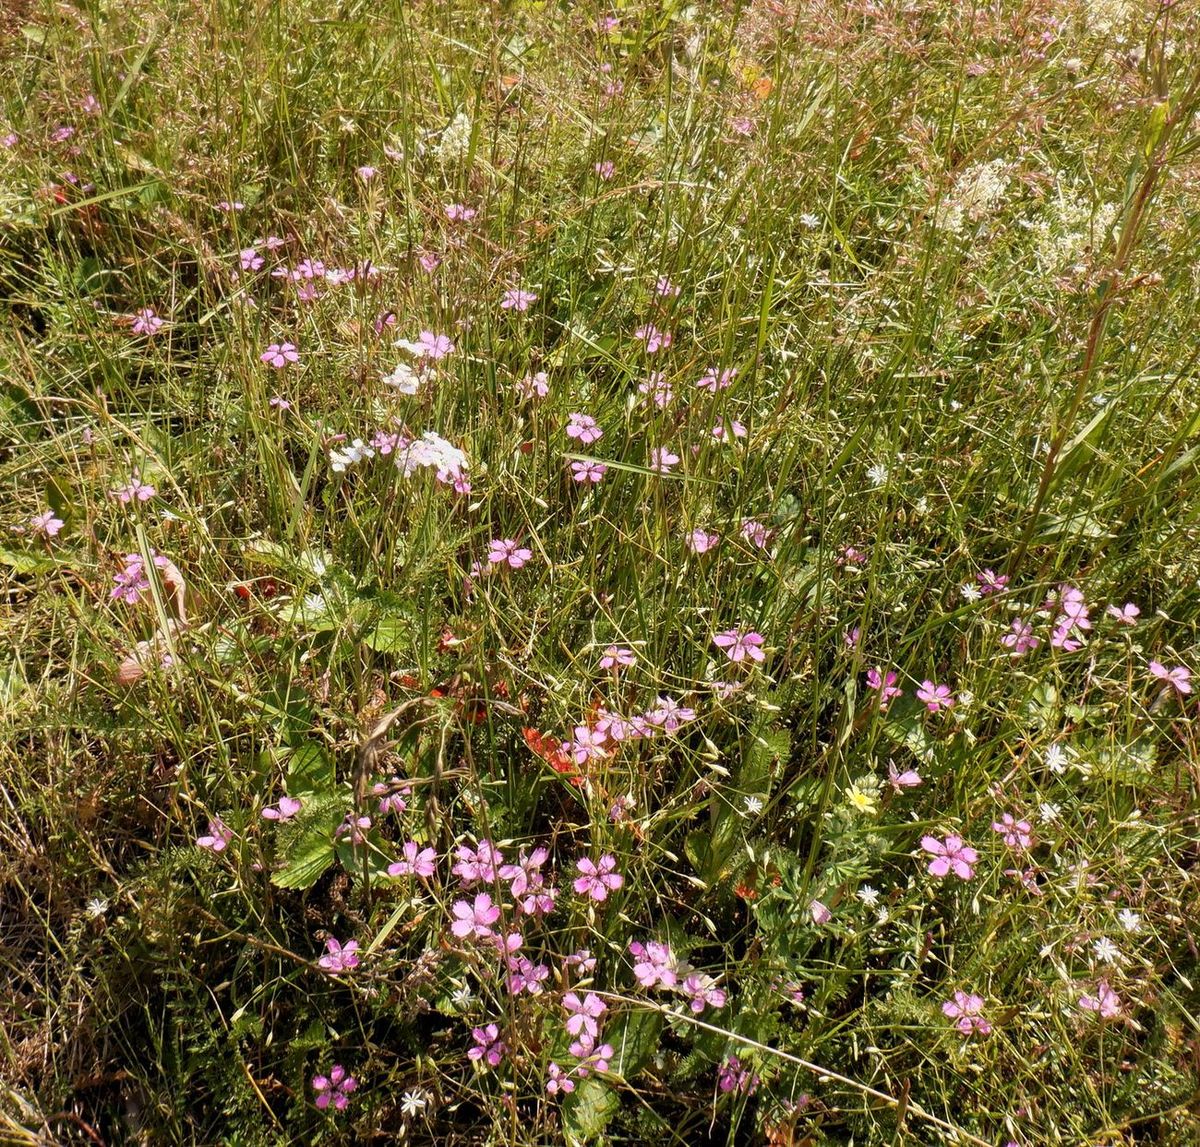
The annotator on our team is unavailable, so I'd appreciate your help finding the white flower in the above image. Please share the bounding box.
[450,984,475,1009]
[85,896,110,919]
[1044,743,1067,774]
[1117,909,1142,934]
[436,112,472,162]
[330,438,375,472]
[396,431,469,481]
[856,885,881,908]
[382,362,422,394]
[799,213,820,228]
[1092,937,1121,965]
[400,1089,429,1117]
[875,907,890,925]
[960,583,981,603]
[743,795,764,815]
[1038,801,1061,824]
[866,462,889,487]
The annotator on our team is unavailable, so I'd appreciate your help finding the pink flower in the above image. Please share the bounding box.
[498,847,548,897]
[261,796,302,821]
[594,160,615,180]
[599,645,635,670]
[388,841,437,878]
[809,899,832,924]
[566,413,603,444]
[312,1065,357,1111]
[129,307,164,336]
[418,251,441,273]
[916,680,954,712]
[452,840,504,886]
[1106,602,1140,625]
[682,972,726,1013]
[30,510,64,538]
[546,1063,575,1095]
[921,834,977,880]
[711,420,747,441]
[239,247,264,271]
[1078,980,1121,1018]
[468,1023,506,1068]
[646,695,694,731]
[1000,618,1040,655]
[991,813,1033,850]
[450,893,501,940]
[740,519,771,549]
[563,725,608,766]
[887,762,922,790]
[1149,660,1192,695]
[630,939,679,988]
[570,459,608,483]
[260,342,299,368]
[110,552,171,605]
[696,366,736,393]
[418,330,454,359]
[318,937,360,974]
[487,538,533,569]
[355,165,377,181]
[516,371,549,399]
[648,446,679,473]
[654,276,680,298]
[976,569,1009,595]
[637,372,673,408]
[942,991,991,1035]
[501,287,538,311]
[563,991,607,1043]
[111,475,156,504]
[688,528,720,554]
[573,854,623,901]
[445,203,477,222]
[196,817,233,852]
[866,668,903,710]
[717,1055,758,1094]
[268,395,291,411]
[634,323,671,353]
[712,628,766,663]
[730,115,755,136]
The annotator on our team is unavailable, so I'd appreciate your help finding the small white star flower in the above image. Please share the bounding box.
[1038,801,1061,824]
[960,583,981,602]
[1092,937,1121,965]
[1044,744,1067,774]
[856,885,881,908]
[400,1090,429,1117]
[743,795,764,815]
[866,463,890,487]
[1117,909,1142,934]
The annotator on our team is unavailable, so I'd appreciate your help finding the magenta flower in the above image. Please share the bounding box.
[318,937,360,974]
[566,412,603,444]
[916,680,954,713]
[866,667,903,710]
[130,308,164,336]
[501,286,538,311]
[30,510,64,538]
[260,342,299,368]
[696,366,736,393]
[1050,586,1091,651]
[1000,618,1040,655]
[1106,602,1140,625]
[388,841,437,878]
[991,813,1033,849]
[887,762,922,790]
[740,519,771,549]
[487,538,533,569]
[976,569,1009,595]
[1078,980,1121,1019]
[630,939,679,988]
[546,1063,575,1095]
[111,475,156,504]
[110,553,152,604]
[633,323,671,353]
[942,990,991,1035]
[648,446,680,473]
[638,372,674,408]
[563,991,606,1043]
[921,834,978,880]
[196,817,233,852]
[498,847,548,896]
[563,725,608,766]
[507,955,551,995]
[1149,660,1192,695]
[444,203,477,222]
[688,528,720,554]
[452,840,504,886]
[570,459,608,483]
[682,972,726,1013]
[573,854,623,901]
[712,628,766,663]
[261,795,302,821]
[717,1056,758,1095]
[335,813,371,845]
[646,695,695,731]
[594,160,615,180]
[312,1065,357,1111]
[450,893,501,940]
[468,1023,507,1068]
[599,645,636,671]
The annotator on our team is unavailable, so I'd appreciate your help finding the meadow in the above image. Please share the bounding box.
[2,0,1199,1143]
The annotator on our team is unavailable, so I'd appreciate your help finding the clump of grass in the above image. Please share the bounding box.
[2,1,1200,1144]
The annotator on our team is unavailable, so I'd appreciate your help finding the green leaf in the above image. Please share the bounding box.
[562,1077,619,1144]
[609,1008,662,1077]
[0,546,56,575]
[271,795,343,890]
[286,743,335,794]
[363,614,410,653]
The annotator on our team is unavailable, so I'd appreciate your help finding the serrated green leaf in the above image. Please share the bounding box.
[286,743,335,794]
[562,1077,619,1144]
[271,796,343,890]
[363,614,410,653]
[0,546,57,575]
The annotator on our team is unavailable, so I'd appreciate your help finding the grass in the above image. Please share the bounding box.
[2,0,1200,1143]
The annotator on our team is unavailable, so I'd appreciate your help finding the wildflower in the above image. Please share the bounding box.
[444,202,476,222]
[977,569,1009,595]
[573,855,623,901]
[887,762,922,790]
[85,896,109,918]
[809,899,832,924]
[844,780,878,816]
[648,446,680,473]
[330,439,375,472]
[335,814,372,845]
[594,708,637,742]
[717,1055,759,1094]
[312,1065,357,1111]
[1044,743,1068,773]
[437,113,473,162]
[696,366,736,393]
[501,287,538,311]
[711,420,748,442]
[418,251,441,272]
[1149,660,1192,695]
[1092,937,1121,965]
[740,519,770,549]
[487,538,533,569]
[564,991,607,1043]
[546,1063,575,1095]
[634,323,672,353]
[373,778,410,814]
[942,991,991,1035]
[1106,602,1140,625]
[682,972,726,1013]
[388,841,437,878]
[916,680,954,712]
[498,847,548,896]
[1004,866,1042,894]
[452,840,504,886]
[653,276,680,298]
[111,475,156,504]
[709,628,766,665]
[261,796,302,821]
[866,462,889,487]
[566,413,603,444]
[355,164,377,181]
[630,939,679,989]
[516,371,549,399]
[268,395,291,410]
[743,795,764,815]
[991,813,1033,849]
[1001,618,1040,655]
[400,1090,428,1117]
[260,342,299,369]
[130,308,164,336]
[688,528,720,554]
[318,937,360,974]
[570,459,608,483]
[599,645,636,671]
[921,834,977,879]
[575,1043,614,1075]
[1050,586,1091,651]
[594,160,615,179]
[562,725,608,766]
[1038,802,1061,823]
[1118,909,1142,933]
[382,362,422,393]
[646,695,695,731]
[1078,980,1121,1019]
[960,582,982,603]
[418,331,454,359]
[30,510,64,538]
[638,372,674,408]
[566,948,597,973]
[857,886,881,907]
[450,894,501,940]
[867,668,903,709]
[730,116,755,136]
[195,815,233,853]
[110,552,170,605]
[468,1023,506,1067]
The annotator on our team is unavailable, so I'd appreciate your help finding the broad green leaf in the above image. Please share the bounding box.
[271,795,343,890]
[286,743,335,794]
[562,1077,619,1144]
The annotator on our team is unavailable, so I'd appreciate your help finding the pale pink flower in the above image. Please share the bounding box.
[654,276,680,298]
[921,834,977,879]
[634,323,671,353]
[562,725,608,766]
[1078,980,1121,1019]
[487,538,533,568]
[566,413,603,444]
[1149,660,1191,695]
[688,528,720,554]
[696,366,736,393]
[916,680,954,712]
[444,203,477,222]
[648,446,679,473]
[573,855,623,901]
[111,476,156,504]
[418,331,454,359]
[740,519,770,549]
[809,899,832,924]
[991,813,1033,849]
[516,371,549,399]
[450,893,501,940]
[261,796,302,821]
[260,342,299,368]
[887,762,922,790]
[30,510,64,538]
[942,991,991,1035]
[712,628,766,663]
[1106,602,1140,625]
[501,287,538,311]
[638,372,673,408]
[1000,618,1040,655]
[196,817,233,852]
[594,160,615,180]
[599,645,635,670]
[570,459,608,483]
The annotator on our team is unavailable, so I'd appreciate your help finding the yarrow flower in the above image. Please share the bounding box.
[921,834,977,879]
[942,990,991,1035]
[712,628,766,663]
[312,1065,357,1111]
[318,937,360,974]
[573,854,623,901]
[260,342,299,368]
